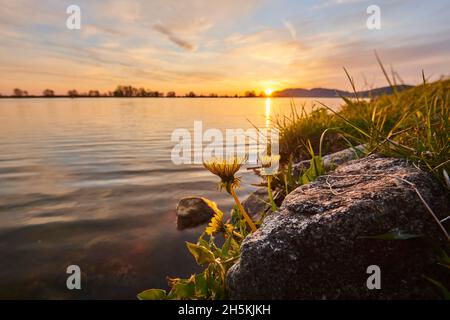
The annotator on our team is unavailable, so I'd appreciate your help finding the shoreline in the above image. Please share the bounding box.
[0,95,347,99]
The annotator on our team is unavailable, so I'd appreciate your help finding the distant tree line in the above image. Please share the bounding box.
[13,88,29,97]
[2,86,259,98]
[112,85,164,97]
[244,90,271,97]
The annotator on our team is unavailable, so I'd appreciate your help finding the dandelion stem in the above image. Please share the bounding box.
[267,176,277,212]
[231,230,244,239]
[230,188,257,232]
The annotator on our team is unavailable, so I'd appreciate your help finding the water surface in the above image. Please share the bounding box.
[0,97,342,298]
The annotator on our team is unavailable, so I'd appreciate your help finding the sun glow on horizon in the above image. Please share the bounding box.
[264,88,274,96]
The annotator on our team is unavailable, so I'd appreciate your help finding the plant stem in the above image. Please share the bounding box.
[267,176,277,212]
[230,188,257,232]
[284,174,289,195]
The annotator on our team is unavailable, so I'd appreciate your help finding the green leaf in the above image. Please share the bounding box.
[443,169,450,190]
[186,242,216,265]
[300,155,324,185]
[360,230,423,240]
[206,265,225,300]
[440,250,450,264]
[137,288,167,300]
[221,236,232,259]
[194,272,208,297]
[424,276,450,300]
[210,240,222,258]
[197,232,210,249]
[170,276,196,299]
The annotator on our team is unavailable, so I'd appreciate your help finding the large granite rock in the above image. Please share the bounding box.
[176,197,215,230]
[227,155,450,299]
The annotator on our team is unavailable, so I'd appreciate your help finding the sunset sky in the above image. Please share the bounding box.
[1,0,449,95]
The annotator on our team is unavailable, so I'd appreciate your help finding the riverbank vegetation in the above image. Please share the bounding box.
[138,68,449,300]
[276,74,450,189]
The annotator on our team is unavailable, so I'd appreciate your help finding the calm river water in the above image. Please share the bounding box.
[0,97,342,298]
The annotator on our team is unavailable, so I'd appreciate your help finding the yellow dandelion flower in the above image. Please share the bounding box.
[203,157,257,233]
[203,156,246,193]
[205,209,224,235]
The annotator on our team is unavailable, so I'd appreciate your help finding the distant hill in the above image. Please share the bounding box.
[273,85,414,98]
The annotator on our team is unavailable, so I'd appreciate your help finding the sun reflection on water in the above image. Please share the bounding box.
[265,97,271,128]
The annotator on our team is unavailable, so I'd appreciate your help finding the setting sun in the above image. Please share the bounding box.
[265,88,274,96]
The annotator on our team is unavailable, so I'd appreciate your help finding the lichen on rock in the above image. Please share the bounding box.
[226,155,450,299]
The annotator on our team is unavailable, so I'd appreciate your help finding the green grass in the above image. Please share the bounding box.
[275,77,450,189]
[275,75,450,299]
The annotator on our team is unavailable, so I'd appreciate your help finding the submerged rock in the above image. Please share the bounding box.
[227,155,450,299]
[176,197,215,230]
[241,188,270,220]
[240,187,284,221]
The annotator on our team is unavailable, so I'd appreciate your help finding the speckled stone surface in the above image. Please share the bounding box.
[227,155,450,299]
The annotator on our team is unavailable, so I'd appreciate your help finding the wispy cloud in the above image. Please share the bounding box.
[153,22,197,51]
[283,20,297,40]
